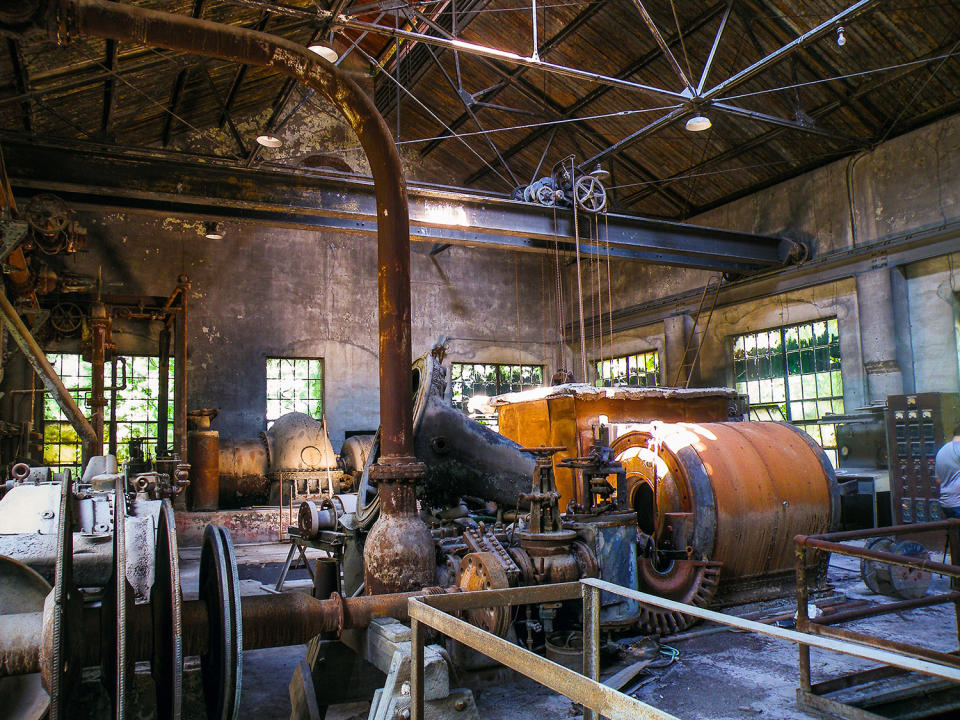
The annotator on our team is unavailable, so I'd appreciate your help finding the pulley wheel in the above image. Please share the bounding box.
[457,552,512,638]
[199,524,243,720]
[42,475,81,720]
[152,500,183,720]
[860,537,896,595]
[100,479,129,719]
[0,555,52,720]
[888,541,932,599]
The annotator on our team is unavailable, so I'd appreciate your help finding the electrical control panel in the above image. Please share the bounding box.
[886,393,960,524]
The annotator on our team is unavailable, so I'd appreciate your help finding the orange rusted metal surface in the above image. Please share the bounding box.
[493,385,736,509]
[612,422,839,586]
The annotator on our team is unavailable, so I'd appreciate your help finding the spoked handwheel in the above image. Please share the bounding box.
[41,474,82,720]
[101,479,130,719]
[152,500,183,720]
[199,524,243,720]
[573,174,607,213]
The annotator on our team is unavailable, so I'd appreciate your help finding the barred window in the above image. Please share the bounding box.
[595,350,660,387]
[265,357,324,427]
[733,318,844,466]
[450,363,543,417]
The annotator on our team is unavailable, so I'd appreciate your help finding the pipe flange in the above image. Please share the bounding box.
[368,459,427,482]
[330,592,346,636]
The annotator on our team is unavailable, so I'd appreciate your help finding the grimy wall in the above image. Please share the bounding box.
[572,112,960,408]
[32,213,559,448]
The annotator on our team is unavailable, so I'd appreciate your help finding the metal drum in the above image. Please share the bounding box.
[187,430,220,511]
[611,421,839,633]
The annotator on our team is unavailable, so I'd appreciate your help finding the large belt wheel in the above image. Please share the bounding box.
[41,475,83,720]
[0,555,52,720]
[101,478,130,719]
[152,500,183,720]
[199,524,243,720]
[457,552,511,638]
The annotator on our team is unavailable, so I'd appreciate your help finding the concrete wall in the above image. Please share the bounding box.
[29,213,558,448]
[579,112,960,401]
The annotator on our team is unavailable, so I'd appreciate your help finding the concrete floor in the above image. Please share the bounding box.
[172,540,958,720]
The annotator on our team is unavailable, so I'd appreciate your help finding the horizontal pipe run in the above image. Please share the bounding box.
[797,519,960,543]
[799,538,960,580]
[813,592,960,626]
[580,578,960,684]
[409,597,677,720]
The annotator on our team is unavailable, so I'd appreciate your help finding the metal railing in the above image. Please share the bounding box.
[794,519,960,719]
[408,573,960,720]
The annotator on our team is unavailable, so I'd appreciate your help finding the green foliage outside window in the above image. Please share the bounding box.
[43,353,174,474]
[450,363,543,417]
[733,318,843,466]
[594,350,659,387]
[265,357,324,427]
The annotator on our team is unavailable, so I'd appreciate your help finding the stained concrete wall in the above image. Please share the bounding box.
[578,112,960,401]
[29,213,558,448]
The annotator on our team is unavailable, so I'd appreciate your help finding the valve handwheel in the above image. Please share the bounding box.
[573,175,607,213]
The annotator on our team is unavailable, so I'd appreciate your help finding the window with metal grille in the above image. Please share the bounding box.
[450,363,543,416]
[265,357,324,427]
[43,353,174,474]
[733,318,844,466]
[594,350,660,387]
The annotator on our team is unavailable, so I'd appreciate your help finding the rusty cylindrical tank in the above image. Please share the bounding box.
[187,430,219,511]
[611,421,840,633]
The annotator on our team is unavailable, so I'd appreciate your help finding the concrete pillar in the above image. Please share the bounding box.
[890,266,916,393]
[856,268,904,402]
[664,314,695,387]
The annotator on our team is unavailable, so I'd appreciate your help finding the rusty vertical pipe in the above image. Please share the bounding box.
[87,301,109,446]
[173,275,190,461]
[52,0,414,460]
[157,319,171,456]
[0,289,99,462]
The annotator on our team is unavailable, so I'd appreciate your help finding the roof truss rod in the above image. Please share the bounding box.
[226,0,687,102]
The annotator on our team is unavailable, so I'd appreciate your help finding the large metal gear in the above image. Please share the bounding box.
[457,552,512,638]
[636,560,722,635]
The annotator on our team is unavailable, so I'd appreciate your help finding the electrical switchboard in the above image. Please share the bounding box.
[886,393,960,524]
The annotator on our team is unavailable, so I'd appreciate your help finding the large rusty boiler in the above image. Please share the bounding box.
[611,421,840,633]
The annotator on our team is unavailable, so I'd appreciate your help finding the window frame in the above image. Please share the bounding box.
[593,349,660,388]
[264,356,325,428]
[42,352,174,474]
[732,317,844,466]
[449,362,544,413]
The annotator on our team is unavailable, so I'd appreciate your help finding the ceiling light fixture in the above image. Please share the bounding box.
[685,115,712,132]
[308,43,339,63]
[836,26,846,46]
[589,162,610,179]
[256,134,282,148]
[204,221,224,240]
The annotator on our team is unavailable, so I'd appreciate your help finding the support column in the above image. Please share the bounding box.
[856,269,904,402]
[890,266,916,394]
[664,313,695,387]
